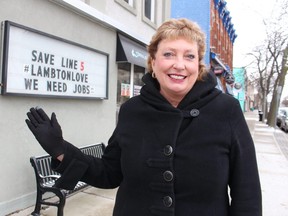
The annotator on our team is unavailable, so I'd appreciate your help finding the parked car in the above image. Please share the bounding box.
[276,107,288,132]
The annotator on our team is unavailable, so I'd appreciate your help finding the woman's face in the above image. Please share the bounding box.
[151,38,199,106]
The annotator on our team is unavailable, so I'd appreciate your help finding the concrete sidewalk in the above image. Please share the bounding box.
[8,187,118,216]
[245,110,288,215]
[9,111,288,216]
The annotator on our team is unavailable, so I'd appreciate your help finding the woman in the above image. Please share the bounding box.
[26,18,262,216]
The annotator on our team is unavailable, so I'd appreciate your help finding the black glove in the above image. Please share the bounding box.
[26,107,66,158]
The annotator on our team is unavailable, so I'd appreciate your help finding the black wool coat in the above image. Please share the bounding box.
[52,72,262,216]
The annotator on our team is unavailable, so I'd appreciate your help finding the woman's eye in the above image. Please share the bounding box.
[163,52,174,57]
[186,54,195,60]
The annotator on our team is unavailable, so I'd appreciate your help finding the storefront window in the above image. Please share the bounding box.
[117,63,145,108]
[133,64,145,96]
[117,63,131,107]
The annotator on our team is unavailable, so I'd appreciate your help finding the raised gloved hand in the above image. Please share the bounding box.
[25,107,66,158]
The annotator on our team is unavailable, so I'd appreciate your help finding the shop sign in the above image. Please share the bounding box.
[1,21,108,99]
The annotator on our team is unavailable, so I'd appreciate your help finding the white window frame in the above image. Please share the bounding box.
[142,0,157,28]
[115,0,137,15]
[124,0,134,7]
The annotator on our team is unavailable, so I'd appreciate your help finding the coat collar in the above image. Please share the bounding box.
[140,72,222,116]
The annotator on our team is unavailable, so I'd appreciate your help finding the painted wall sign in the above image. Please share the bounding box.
[1,21,109,99]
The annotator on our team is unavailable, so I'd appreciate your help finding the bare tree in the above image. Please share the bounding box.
[267,44,288,127]
[247,44,274,121]
[265,2,288,127]
[246,0,288,126]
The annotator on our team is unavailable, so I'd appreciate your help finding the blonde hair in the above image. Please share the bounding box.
[147,18,207,80]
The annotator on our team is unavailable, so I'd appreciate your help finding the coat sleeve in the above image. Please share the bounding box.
[51,128,123,190]
[228,100,262,216]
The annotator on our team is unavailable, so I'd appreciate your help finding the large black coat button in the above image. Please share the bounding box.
[163,145,173,156]
[163,170,173,182]
[163,196,173,207]
[190,109,199,117]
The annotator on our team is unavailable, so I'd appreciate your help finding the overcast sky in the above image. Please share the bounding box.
[226,0,276,67]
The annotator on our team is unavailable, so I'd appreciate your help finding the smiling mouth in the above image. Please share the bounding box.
[168,74,187,80]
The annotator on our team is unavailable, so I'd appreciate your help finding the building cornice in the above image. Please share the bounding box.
[49,0,150,45]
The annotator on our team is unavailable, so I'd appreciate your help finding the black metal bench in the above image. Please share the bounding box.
[30,142,106,216]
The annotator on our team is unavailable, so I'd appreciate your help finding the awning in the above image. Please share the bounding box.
[116,34,148,68]
[210,51,227,70]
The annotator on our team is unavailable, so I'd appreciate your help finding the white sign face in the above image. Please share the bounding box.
[2,21,108,99]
